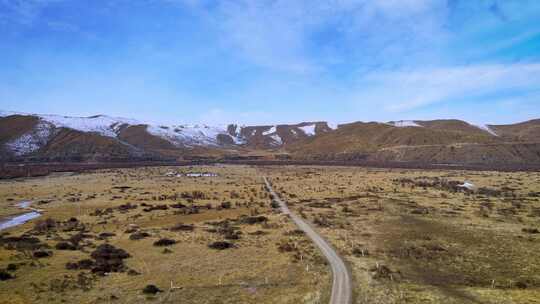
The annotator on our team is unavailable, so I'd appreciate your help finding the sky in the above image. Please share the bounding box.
[0,0,539,125]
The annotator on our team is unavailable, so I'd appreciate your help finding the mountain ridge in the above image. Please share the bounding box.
[1,110,540,165]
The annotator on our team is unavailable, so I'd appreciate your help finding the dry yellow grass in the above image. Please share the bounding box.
[2,164,539,303]
[263,166,540,303]
[0,165,330,304]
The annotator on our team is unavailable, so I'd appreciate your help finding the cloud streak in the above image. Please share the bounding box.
[351,63,540,112]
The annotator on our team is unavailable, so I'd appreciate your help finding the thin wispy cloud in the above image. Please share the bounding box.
[353,63,540,112]
[0,0,539,124]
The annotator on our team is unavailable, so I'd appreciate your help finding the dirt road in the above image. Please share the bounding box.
[263,177,352,304]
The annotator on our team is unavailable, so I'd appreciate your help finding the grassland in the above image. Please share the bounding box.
[0,166,330,304]
[263,166,540,303]
[1,165,539,303]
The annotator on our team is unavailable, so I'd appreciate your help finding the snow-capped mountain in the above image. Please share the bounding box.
[0,111,245,153]
[0,111,335,158]
[2,110,538,165]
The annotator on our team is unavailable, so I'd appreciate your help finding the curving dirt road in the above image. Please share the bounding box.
[263,177,352,304]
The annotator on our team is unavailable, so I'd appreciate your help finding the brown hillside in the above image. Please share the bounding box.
[117,125,177,150]
[286,121,510,162]
[490,119,540,142]
[38,128,138,160]
[0,115,40,144]
[288,121,495,156]
[239,122,333,149]
[416,119,495,136]
[372,142,540,164]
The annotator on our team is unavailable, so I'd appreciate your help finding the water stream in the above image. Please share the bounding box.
[0,201,42,231]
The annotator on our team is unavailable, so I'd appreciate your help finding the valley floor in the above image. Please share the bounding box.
[0,165,539,303]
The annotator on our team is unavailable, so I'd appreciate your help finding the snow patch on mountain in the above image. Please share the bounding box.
[262,126,276,136]
[299,124,316,136]
[327,122,339,130]
[388,120,422,127]
[270,134,282,145]
[37,114,139,137]
[147,124,244,147]
[1,111,246,148]
[475,124,498,136]
[5,122,55,156]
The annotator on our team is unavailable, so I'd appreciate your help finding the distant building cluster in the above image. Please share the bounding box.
[165,171,218,178]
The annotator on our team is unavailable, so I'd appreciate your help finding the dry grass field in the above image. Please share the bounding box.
[1,165,540,303]
[263,166,540,303]
[0,166,330,304]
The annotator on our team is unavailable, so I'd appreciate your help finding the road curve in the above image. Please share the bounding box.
[263,177,352,304]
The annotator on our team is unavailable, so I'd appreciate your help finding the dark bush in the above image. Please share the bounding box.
[142,284,162,294]
[170,223,194,231]
[33,218,57,233]
[522,228,540,234]
[239,216,268,225]
[0,270,13,281]
[69,232,91,247]
[33,250,52,258]
[66,259,94,270]
[352,247,370,257]
[118,203,138,212]
[153,238,176,247]
[0,235,46,251]
[55,242,77,250]
[170,203,186,209]
[143,205,168,212]
[90,244,130,275]
[98,232,116,240]
[129,231,150,240]
[208,241,234,250]
[221,201,232,209]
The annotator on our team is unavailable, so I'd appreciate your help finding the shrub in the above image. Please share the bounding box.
[239,216,268,225]
[142,284,162,294]
[129,231,150,240]
[208,241,234,250]
[170,223,194,232]
[66,259,94,270]
[33,250,52,258]
[0,270,13,281]
[33,218,57,233]
[153,238,176,247]
[55,242,77,250]
[522,228,540,234]
[90,244,130,275]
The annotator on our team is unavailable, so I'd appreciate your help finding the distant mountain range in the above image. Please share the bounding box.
[1,110,540,165]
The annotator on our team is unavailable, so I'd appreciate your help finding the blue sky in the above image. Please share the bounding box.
[1,0,539,125]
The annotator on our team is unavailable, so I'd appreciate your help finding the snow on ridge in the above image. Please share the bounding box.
[146,123,245,147]
[1,110,244,146]
[37,114,140,137]
[475,124,498,136]
[5,121,55,156]
[270,134,282,145]
[299,124,316,136]
[262,126,276,136]
[327,122,339,130]
[388,120,422,127]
